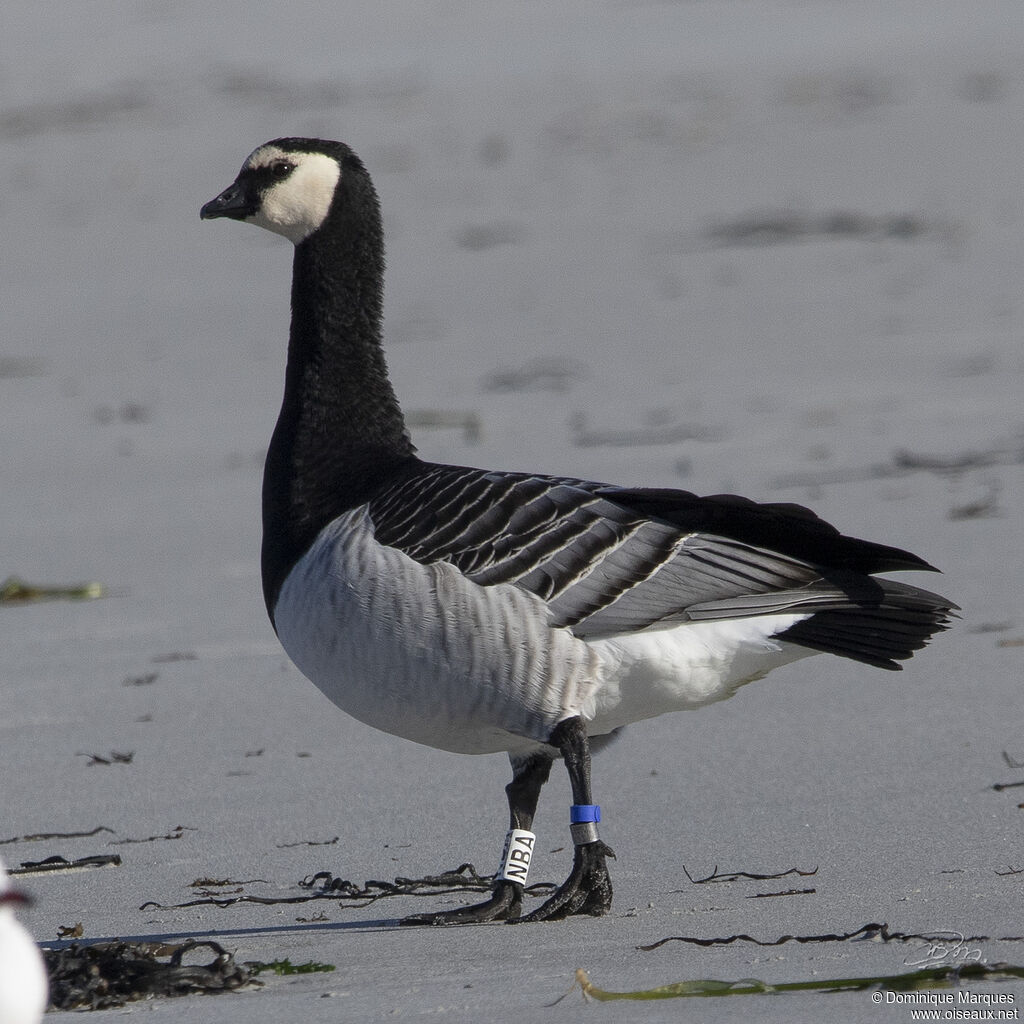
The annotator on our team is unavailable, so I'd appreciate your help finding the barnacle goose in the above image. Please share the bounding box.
[201,138,956,924]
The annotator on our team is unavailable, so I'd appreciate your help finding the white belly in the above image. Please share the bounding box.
[273,507,817,755]
[585,617,815,735]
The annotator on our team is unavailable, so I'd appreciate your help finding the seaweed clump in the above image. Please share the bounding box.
[43,940,255,1011]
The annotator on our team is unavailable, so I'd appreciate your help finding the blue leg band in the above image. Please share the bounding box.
[569,805,601,844]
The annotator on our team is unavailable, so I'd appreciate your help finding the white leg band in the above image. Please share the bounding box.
[497,828,536,884]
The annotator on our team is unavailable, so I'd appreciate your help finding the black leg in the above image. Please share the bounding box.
[505,750,553,832]
[401,751,553,926]
[516,716,615,922]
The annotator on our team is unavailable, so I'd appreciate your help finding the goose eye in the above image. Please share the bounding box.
[271,160,295,180]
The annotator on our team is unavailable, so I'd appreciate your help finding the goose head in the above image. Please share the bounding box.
[200,138,349,245]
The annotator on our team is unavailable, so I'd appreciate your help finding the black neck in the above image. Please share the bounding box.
[262,166,415,615]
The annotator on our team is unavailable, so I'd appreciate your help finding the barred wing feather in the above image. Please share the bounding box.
[367,464,953,658]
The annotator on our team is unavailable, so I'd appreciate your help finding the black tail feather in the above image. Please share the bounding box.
[776,584,958,670]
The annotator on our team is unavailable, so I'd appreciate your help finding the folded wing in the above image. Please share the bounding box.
[368,463,956,668]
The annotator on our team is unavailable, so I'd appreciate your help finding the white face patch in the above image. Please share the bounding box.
[244,145,342,244]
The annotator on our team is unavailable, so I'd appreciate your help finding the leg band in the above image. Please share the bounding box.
[570,821,600,845]
[497,828,536,884]
[570,805,601,846]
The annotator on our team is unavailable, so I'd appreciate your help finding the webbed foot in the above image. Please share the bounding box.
[515,840,614,922]
[400,880,522,926]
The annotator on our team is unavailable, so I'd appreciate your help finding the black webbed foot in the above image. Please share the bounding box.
[400,880,522,926]
[514,840,615,922]
[402,718,613,926]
